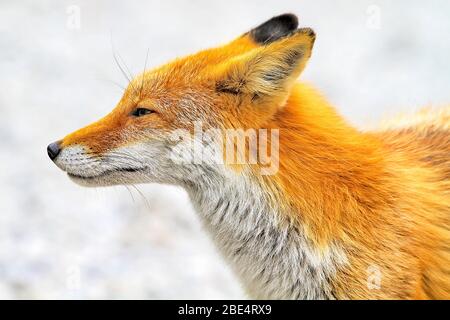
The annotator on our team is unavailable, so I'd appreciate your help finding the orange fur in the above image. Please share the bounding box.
[58,15,450,299]
[267,84,450,299]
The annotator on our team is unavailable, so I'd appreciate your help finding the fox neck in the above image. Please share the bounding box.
[186,173,345,299]
[182,83,387,299]
[272,83,388,246]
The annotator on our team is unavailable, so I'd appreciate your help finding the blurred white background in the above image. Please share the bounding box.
[0,0,449,299]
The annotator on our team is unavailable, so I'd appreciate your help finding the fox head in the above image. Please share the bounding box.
[48,14,315,187]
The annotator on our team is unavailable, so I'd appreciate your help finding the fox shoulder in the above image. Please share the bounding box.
[378,106,450,132]
[376,106,450,189]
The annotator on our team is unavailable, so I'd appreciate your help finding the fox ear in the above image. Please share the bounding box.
[216,27,315,106]
[210,14,299,62]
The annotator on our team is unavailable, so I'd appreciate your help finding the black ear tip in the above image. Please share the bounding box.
[275,13,299,29]
[250,13,299,44]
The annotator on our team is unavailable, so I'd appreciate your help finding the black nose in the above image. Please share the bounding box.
[47,141,61,160]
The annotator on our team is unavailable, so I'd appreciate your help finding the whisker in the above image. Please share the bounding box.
[110,32,138,95]
[131,184,152,210]
[109,79,126,92]
[96,76,126,92]
[117,52,137,90]
[124,185,136,203]
[140,47,150,98]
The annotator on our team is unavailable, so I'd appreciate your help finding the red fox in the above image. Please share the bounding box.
[48,14,450,299]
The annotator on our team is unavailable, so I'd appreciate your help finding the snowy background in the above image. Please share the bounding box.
[0,0,449,299]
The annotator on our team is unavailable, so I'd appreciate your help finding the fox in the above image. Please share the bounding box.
[48,14,450,299]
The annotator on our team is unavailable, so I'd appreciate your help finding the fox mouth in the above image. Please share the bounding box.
[67,167,146,180]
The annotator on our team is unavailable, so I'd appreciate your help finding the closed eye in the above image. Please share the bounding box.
[131,107,155,117]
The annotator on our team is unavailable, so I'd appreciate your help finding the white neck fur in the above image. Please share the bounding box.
[184,169,347,299]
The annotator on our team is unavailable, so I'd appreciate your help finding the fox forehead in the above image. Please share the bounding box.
[128,42,254,100]
[125,23,272,103]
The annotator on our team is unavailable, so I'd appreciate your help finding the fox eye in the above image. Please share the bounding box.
[131,108,154,117]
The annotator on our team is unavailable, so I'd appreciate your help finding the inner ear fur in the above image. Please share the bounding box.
[216,28,316,105]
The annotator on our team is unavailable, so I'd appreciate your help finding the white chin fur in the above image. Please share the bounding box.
[67,172,116,187]
[67,170,147,187]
